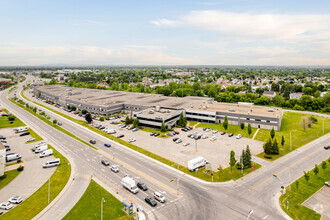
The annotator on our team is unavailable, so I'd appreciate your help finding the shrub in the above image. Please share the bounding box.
[100,117,105,121]
[236,162,242,170]
[240,122,245,130]
[17,166,24,171]
[17,159,21,163]
[264,154,272,159]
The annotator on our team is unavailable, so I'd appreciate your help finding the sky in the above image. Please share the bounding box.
[0,0,330,66]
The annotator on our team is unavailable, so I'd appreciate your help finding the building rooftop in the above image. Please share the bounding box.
[38,85,212,109]
[136,107,182,118]
[189,102,282,118]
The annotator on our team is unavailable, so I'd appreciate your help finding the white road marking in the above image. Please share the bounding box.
[262,215,268,219]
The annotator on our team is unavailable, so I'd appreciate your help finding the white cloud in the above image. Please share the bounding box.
[150,19,182,27]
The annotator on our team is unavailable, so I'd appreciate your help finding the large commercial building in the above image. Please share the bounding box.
[34,85,283,130]
[0,143,5,177]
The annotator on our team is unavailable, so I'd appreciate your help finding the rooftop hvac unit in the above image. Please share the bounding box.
[203,106,207,109]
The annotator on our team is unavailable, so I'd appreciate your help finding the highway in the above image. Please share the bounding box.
[1,76,329,220]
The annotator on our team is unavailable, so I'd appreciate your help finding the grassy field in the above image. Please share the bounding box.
[0,145,71,220]
[32,100,262,182]
[188,121,198,127]
[256,112,330,161]
[0,170,22,190]
[63,180,133,220]
[21,90,31,101]
[10,99,97,150]
[279,158,330,220]
[196,122,257,138]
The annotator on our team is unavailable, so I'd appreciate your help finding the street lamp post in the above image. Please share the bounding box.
[247,210,253,220]
[290,130,297,150]
[101,197,105,220]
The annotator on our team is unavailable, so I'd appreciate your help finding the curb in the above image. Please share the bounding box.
[274,191,292,220]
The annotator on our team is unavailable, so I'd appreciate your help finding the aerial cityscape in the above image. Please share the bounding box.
[0,1,329,220]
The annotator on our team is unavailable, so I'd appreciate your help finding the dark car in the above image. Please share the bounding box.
[154,133,160,137]
[145,196,157,207]
[19,132,30,136]
[0,135,6,139]
[137,182,148,191]
[166,133,173,137]
[181,128,188,132]
[228,133,234,137]
[174,131,179,135]
[173,137,179,142]
[90,140,96,144]
[106,117,110,120]
[221,131,226,135]
[324,145,330,150]
[104,143,111,147]
[101,159,110,166]
[117,134,124,138]
[150,133,155,136]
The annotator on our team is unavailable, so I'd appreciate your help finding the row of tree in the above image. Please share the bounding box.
[229,145,252,172]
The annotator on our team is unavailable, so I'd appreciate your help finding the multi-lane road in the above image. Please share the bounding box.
[1,76,329,220]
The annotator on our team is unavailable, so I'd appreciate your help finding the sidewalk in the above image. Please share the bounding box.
[4,162,24,172]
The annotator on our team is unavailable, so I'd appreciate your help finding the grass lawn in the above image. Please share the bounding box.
[32,100,262,182]
[27,129,43,143]
[0,109,25,128]
[0,170,22,190]
[279,158,330,220]
[21,90,31,101]
[256,112,330,161]
[138,126,170,138]
[1,145,71,220]
[63,180,133,220]
[5,161,23,167]
[196,122,257,139]
[188,121,198,127]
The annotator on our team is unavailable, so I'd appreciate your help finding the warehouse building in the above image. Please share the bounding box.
[34,85,282,130]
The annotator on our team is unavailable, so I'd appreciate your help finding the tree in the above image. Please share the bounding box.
[281,136,285,147]
[272,138,279,155]
[81,109,87,114]
[229,150,237,172]
[245,145,252,168]
[161,121,166,132]
[8,115,16,121]
[295,180,299,190]
[304,171,310,182]
[241,149,246,169]
[85,113,92,124]
[240,122,245,130]
[99,117,105,121]
[125,115,131,125]
[263,138,272,155]
[300,116,312,131]
[247,123,252,136]
[53,119,57,125]
[177,112,187,127]
[313,164,319,176]
[270,127,275,139]
[70,106,76,111]
[321,161,327,171]
[223,115,228,130]
[133,118,139,128]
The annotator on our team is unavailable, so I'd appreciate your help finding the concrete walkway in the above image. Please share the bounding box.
[252,128,260,140]
[4,162,24,172]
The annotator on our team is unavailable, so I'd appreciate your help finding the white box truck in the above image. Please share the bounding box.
[14,126,29,133]
[35,144,48,153]
[121,176,139,194]
[40,149,53,158]
[188,156,207,171]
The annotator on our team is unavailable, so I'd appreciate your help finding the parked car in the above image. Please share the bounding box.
[181,128,188,132]
[8,196,23,204]
[173,137,179,142]
[117,134,124,138]
[101,159,110,166]
[220,131,226,135]
[183,142,190,146]
[210,136,217,142]
[236,134,242,139]
[174,131,179,135]
[145,196,157,207]
[128,138,136,143]
[153,192,166,203]
[325,181,330,187]
[228,133,234,137]
[57,121,62,126]
[166,132,173,137]
[154,133,160,137]
[175,139,182,144]
[0,202,13,210]
[212,129,218,134]
[324,145,330,150]
[202,135,208,139]
[111,165,119,173]
[27,137,35,142]
[150,133,156,136]
[90,140,96,144]
[19,132,30,136]
[132,128,139,132]
[137,182,148,191]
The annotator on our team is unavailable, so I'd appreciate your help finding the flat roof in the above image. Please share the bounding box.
[189,102,282,118]
[38,85,211,109]
[137,107,182,118]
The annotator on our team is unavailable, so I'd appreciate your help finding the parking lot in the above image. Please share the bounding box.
[0,128,55,214]
[303,186,330,220]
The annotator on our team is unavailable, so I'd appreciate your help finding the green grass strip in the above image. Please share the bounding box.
[279,158,330,220]
[0,145,71,220]
[8,87,17,94]
[33,101,261,182]
[9,99,97,150]
[0,169,22,190]
[63,180,133,220]
[20,90,31,101]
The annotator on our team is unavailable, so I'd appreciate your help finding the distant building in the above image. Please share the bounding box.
[0,143,5,177]
[263,91,276,99]
[289,92,303,100]
[0,78,12,84]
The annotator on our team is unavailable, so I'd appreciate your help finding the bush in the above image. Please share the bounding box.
[240,122,245,130]
[17,159,21,163]
[236,162,242,170]
[17,166,24,171]
[8,115,16,121]
[100,117,105,122]
[264,154,272,159]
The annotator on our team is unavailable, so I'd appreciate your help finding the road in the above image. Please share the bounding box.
[1,76,329,220]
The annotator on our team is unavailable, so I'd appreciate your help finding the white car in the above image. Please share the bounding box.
[236,134,242,139]
[111,165,119,173]
[210,136,217,142]
[128,138,136,143]
[154,192,166,203]
[175,139,182,144]
[27,137,35,142]
[8,196,23,204]
[205,128,211,132]
[202,135,208,139]
[212,129,218,134]
[0,202,13,210]
[183,142,190,146]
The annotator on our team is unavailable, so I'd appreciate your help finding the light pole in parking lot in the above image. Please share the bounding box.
[101,197,105,220]
[290,130,297,151]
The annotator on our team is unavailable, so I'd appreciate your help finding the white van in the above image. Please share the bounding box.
[43,158,60,168]
[32,142,47,152]
[40,149,53,158]
[35,144,48,153]
[6,153,22,162]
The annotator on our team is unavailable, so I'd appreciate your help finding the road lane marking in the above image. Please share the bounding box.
[249,147,323,191]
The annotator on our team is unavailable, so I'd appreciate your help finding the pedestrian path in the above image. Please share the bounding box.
[252,128,259,140]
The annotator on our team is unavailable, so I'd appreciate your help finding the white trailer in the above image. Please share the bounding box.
[188,156,207,171]
[35,144,48,153]
[121,176,139,194]
[14,126,29,133]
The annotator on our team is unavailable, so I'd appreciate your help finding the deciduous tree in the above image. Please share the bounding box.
[229,150,236,172]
